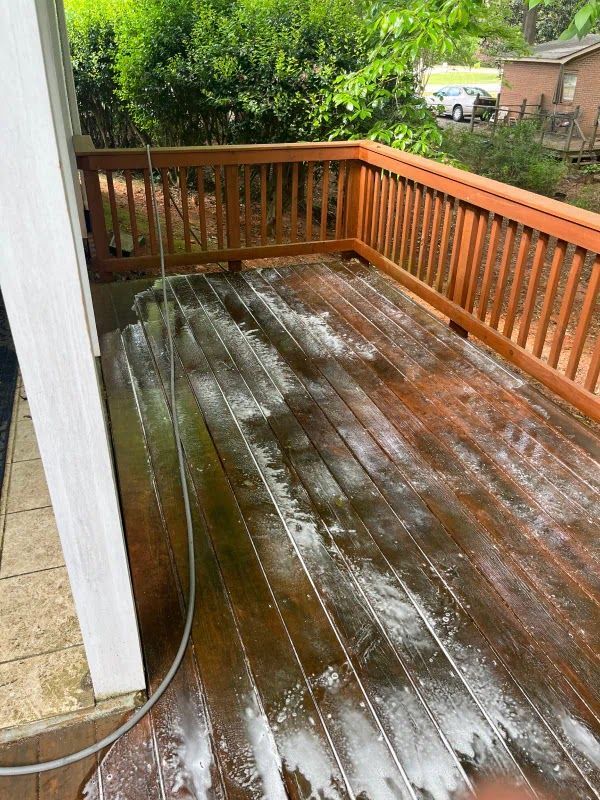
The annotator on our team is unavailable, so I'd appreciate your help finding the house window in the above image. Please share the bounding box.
[561,72,578,103]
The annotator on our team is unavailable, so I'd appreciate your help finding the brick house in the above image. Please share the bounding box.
[501,34,600,139]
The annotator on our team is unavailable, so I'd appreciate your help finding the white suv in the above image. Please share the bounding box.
[426,86,495,122]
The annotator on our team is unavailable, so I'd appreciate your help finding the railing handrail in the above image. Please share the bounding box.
[358,142,600,253]
[76,141,362,170]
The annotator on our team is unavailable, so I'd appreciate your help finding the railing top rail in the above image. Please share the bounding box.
[76,141,362,170]
[360,142,600,253]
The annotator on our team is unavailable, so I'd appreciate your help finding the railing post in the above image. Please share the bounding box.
[492,94,500,135]
[469,96,479,132]
[448,203,480,338]
[343,160,368,263]
[589,106,600,152]
[224,164,242,271]
[566,109,578,154]
[83,169,109,269]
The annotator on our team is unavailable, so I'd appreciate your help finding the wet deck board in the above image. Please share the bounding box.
[2,260,598,799]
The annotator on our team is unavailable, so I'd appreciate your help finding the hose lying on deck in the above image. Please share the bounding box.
[0,145,196,777]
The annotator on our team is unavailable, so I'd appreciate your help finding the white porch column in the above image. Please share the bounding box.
[0,0,146,698]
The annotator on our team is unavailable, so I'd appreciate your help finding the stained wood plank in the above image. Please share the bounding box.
[258,267,600,709]
[244,165,253,246]
[315,263,600,543]
[104,327,274,798]
[345,260,600,486]
[0,737,38,800]
[38,721,99,800]
[53,264,599,800]
[196,273,548,787]
[149,278,465,799]
[241,266,600,796]
[138,290,357,799]
[214,167,224,250]
[106,171,121,257]
[160,168,174,254]
[99,294,228,799]
[291,265,600,632]
[335,261,600,509]
[124,170,139,256]
[143,169,158,255]
[196,167,208,250]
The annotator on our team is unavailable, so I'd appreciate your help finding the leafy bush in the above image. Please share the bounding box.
[441,122,567,196]
[66,0,366,147]
[66,0,137,147]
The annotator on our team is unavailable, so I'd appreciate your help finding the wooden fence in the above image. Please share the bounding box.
[76,141,600,420]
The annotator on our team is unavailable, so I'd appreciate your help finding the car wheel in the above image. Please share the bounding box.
[452,105,464,122]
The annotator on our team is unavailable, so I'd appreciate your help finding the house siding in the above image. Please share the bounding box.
[501,52,600,138]
[567,50,600,137]
[501,61,560,111]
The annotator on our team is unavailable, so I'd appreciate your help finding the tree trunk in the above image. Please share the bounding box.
[522,1,539,44]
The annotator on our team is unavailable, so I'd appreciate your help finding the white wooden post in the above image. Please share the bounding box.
[0,0,146,699]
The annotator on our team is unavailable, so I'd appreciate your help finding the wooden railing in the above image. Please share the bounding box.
[76,141,600,420]
[77,143,360,272]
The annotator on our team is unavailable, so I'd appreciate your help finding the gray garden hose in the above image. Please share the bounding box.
[0,145,196,776]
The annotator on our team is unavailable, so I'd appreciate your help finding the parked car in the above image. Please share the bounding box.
[426,85,495,121]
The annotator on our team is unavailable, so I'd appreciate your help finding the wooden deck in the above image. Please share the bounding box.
[2,259,599,799]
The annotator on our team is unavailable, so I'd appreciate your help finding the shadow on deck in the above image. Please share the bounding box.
[2,259,599,799]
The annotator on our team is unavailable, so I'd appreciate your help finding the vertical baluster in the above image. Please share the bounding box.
[260,165,268,245]
[391,178,405,263]
[275,163,283,244]
[179,167,191,252]
[344,161,365,240]
[398,181,414,267]
[334,161,346,240]
[196,167,208,250]
[84,169,110,262]
[305,162,314,241]
[464,211,488,312]
[160,168,174,253]
[517,233,549,348]
[434,199,454,292]
[224,164,241,270]
[446,202,466,297]
[533,240,567,357]
[407,184,423,273]
[290,163,299,243]
[425,192,443,286]
[376,172,389,252]
[106,171,122,257]
[566,256,600,380]
[383,177,396,259]
[584,335,600,393]
[489,219,518,329]
[503,227,533,338]
[451,205,480,308]
[320,161,330,240]
[143,169,158,255]
[362,168,375,244]
[124,170,139,255]
[416,187,434,280]
[214,166,224,250]
[477,215,503,320]
[369,171,381,248]
[547,246,586,368]
[243,166,252,247]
